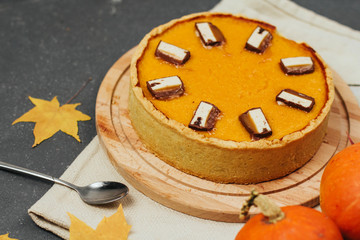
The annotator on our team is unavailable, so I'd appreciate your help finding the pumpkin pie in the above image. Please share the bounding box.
[128,12,334,184]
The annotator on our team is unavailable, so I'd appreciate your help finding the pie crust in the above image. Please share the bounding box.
[128,12,334,184]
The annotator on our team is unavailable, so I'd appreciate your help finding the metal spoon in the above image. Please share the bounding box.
[0,161,129,205]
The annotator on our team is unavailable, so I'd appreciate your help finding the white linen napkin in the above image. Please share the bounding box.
[28,0,360,239]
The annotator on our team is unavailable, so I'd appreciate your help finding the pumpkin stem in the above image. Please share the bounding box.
[240,190,285,224]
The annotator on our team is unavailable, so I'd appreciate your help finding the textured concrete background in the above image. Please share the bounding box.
[0,0,359,239]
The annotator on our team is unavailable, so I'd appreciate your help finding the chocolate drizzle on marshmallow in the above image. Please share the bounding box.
[155,41,190,65]
[189,101,221,131]
[147,76,185,100]
[239,107,272,140]
[276,89,315,112]
[280,57,314,75]
[245,26,272,53]
[195,22,225,46]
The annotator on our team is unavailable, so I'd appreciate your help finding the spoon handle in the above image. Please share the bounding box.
[0,160,55,183]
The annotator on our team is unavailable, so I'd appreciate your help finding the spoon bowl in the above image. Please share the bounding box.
[75,181,129,205]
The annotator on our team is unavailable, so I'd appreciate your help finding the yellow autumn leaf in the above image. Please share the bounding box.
[0,234,18,240]
[68,204,131,240]
[12,96,91,147]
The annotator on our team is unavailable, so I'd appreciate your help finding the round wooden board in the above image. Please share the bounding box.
[95,48,360,222]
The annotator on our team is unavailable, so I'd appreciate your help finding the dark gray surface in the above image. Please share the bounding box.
[0,0,359,239]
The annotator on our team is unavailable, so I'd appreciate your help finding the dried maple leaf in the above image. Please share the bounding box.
[68,204,131,240]
[0,234,18,240]
[12,96,91,147]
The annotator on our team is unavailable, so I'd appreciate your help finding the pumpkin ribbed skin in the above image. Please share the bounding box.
[320,143,360,240]
[235,206,342,240]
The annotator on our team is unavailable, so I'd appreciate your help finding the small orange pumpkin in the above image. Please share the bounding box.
[320,142,360,240]
[236,191,343,240]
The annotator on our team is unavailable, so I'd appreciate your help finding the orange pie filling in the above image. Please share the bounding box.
[136,15,328,142]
